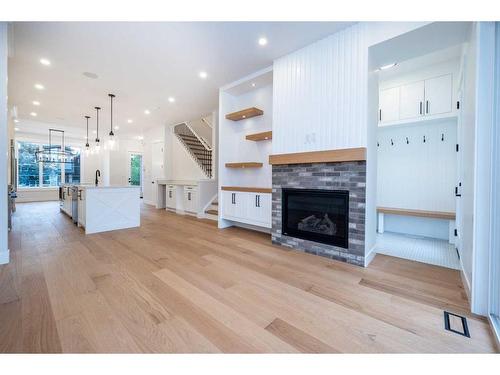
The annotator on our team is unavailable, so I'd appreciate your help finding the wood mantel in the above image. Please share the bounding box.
[269,147,366,165]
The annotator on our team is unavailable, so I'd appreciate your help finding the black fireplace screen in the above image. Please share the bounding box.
[282,188,349,249]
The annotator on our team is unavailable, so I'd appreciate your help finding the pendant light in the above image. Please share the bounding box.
[108,93,115,136]
[95,106,101,149]
[85,115,90,149]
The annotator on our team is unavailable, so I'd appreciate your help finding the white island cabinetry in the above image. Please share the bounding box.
[77,185,141,234]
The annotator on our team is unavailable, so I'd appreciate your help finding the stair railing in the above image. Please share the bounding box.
[173,123,212,178]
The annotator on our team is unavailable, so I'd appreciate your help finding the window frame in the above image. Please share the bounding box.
[16,140,81,189]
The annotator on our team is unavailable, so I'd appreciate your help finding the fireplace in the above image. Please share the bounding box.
[282,189,349,248]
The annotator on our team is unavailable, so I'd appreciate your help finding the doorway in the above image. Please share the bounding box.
[128,152,143,198]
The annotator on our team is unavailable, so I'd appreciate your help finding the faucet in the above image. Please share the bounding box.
[95,169,101,186]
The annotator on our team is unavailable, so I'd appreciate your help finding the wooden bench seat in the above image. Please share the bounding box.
[376,207,456,220]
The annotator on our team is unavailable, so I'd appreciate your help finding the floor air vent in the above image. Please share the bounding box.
[444,311,470,338]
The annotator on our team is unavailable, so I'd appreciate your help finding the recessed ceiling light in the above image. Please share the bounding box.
[168,97,175,103]
[379,63,398,71]
[114,126,119,130]
[34,83,44,90]
[242,115,246,119]
[32,100,40,106]
[92,130,97,134]
[258,37,268,46]
[40,58,51,66]
[127,119,133,123]
[138,135,144,140]
[199,71,208,79]
[30,112,37,117]
[251,83,256,87]
[144,109,150,115]
[83,72,99,79]
[13,119,19,123]
[14,127,19,131]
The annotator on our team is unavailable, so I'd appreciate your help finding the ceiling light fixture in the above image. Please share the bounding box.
[30,112,37,117]
[258,37,268,46]
[168,97,175,103]
[378,63,398,71]
[34,83,44,90]
[32,100,40,106]
[35,129,75,163]
[94,106,101,148]
[144,109,150,115]
[114,126,119,130]
[251,83,256,87]
[40,58,51,66]
[138,135,144,140]
[13,119,19,123]
[108,94,115,137]
[127,119,133,124]
[199,71,208,79]
[85,115,91,149]
[14,127,19,131]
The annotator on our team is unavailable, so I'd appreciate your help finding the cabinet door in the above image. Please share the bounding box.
[222,191,236,218]
[424,74,452,115]
[184,188,197,213]
[166,187,176,208]
[247,193,272,227]
[379,87,400,123]
[399,80,424,120]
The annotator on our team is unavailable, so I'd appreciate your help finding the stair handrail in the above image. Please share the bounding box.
[173,123,212,178]
[185,121,212,151]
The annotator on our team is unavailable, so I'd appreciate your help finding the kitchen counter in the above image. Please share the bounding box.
[76,185,141,234]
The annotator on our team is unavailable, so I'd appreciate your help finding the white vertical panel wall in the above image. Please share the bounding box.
[273,24,368,154]
[377,120,457,212]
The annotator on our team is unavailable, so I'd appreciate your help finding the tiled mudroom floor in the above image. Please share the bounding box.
[375,232,461,270]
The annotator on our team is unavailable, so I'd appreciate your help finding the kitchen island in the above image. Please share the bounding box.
[77,185,141,234]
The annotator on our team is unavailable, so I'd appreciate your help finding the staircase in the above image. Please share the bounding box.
[174,122,212,178]
[204,197,218,219]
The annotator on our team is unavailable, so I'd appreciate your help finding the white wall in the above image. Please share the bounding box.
[459,24,478,296]
[377,120,457,212]
[142,125,165,205]
[0,22,8,264]
[219,83,273,189]
[272,22,427,155]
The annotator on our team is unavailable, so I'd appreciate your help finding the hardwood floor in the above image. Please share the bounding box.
[1,201,497,353]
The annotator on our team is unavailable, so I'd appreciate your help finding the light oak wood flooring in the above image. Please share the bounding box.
[0,201,497,353]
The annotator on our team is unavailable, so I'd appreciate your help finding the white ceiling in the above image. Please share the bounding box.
[8,22,353,138]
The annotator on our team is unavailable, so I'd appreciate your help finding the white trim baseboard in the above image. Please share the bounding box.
[0,249,10,265]
[460,258,472,303]
[364,245,377,267]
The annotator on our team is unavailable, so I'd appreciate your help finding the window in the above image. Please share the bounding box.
[17,141,81,188]
[64,146,81,184]
[17,142,40,187]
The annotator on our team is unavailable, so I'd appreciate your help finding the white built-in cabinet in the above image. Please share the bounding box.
[166,185,176,209]
[183,186,197,213]
[379,73,453,126]
[221,190,271,228]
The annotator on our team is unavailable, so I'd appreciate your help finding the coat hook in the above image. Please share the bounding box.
[406,137,409,144]
[377,141,379,147]
[441,133,444,141]
[391,138,394,146]
[423,135,426,143]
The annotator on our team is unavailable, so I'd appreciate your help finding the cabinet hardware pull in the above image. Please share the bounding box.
[419,101,423,115]
[255,195,257,207]
[379,109,382,121]
[426,100,429,114]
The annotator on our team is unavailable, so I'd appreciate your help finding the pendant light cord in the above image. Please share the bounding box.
[108,94,115,136]
[95,107,101,142]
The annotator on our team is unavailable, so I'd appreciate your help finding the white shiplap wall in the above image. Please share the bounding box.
[377,120,457,212]
[272,24,368,154]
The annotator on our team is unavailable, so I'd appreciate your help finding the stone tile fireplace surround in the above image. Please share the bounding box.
[271,156,367,266]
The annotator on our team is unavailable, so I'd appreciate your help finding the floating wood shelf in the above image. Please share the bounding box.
[377,207,456,220]
[246,131,272,141]
[225,162,263,169]
[269,147,366,165]
[221,186,272,193]
[225,107,263,121]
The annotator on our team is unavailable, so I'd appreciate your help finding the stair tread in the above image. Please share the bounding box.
[205,209,218,215]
